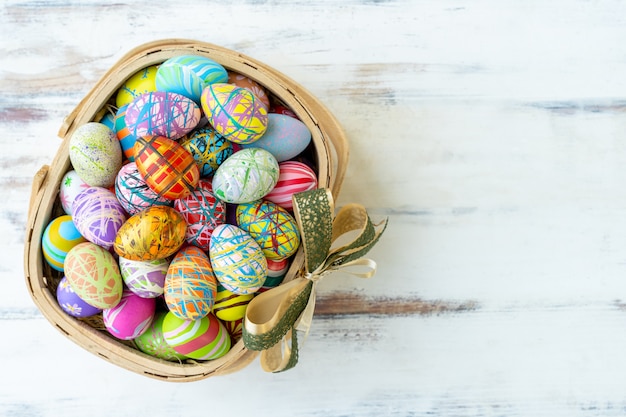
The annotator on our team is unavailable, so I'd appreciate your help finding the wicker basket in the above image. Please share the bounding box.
[24,39,348,381]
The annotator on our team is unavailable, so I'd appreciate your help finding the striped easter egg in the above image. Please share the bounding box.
[115,162,173,215]
[71,187,126,250]
[212,148,279,204]
[134,311,188,361]
[164,246,217,320]
[212,283,253,322]
[209,224,268,295]
[264,160,318,211]
[42,215,86,272]
[179,126,234,178]
[201,83,268,144]
[156,55,228,104]
[103,289,156,340]
[223,318,243,341]
[162,311,231,360]
[119,257,169,298]
[125,91,201,140]
[236,200,301,261]
[134,135,200,200]
[259,258,290,293]
[114,104,138,161]
[114,206,187,261]
[173,179,226,251]
[64,242,123,309]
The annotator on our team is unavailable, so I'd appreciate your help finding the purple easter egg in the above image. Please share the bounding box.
[119,257,169,298]
[56,276,102,317]
[72,187,127,250]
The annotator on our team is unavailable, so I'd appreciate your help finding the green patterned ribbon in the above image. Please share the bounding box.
[243,188,388,372]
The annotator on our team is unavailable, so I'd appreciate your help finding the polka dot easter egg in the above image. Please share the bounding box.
[114,205,187,261]
[115,162,173,216]
[125,91,201,140]
[173,180,226,251]
[212,148,279,204]
[115,64,159,108]
[164,246,217,320]
[69,122,123,188]
[179,126,234,178]
[264,160,318,211]
[72,187,127,251]
[119,257,169,298]
[201,83,268,144]
[42,214,86,272]
[56,276,102,318]
[103,289,156,340]
[209,224,268,295]
[134,135,200,200]
[64,242,123,309]
[162,311,231,360]
[59,170,90,215]
[134,311,188,361]
[241,113,311,162]
[236,200,301,261]
[156,55,228,104]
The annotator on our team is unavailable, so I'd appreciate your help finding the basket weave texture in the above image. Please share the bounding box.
[24,39,348,382]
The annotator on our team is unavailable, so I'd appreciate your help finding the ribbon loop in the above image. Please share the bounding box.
[243,188,387,373]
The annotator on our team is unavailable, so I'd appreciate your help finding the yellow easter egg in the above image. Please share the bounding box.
[115,65,159,108]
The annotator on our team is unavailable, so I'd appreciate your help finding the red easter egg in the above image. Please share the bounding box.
[264,161,317,210]
[134,135,200,200]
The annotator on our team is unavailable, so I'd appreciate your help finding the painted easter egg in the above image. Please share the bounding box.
[134,311,188,361]
[59,170,90,215]
[209,224,267,295]
[236,200,300,261]
[201,83,268,144]
[134,135,200,200]
[119,257,169,298]
[103,289,156,340]
[71,187,127,250]
[114,206,187,261]
[56,276,102,318]
[241,113,311,162]
[264,161,318,211]
[259,258,290,293]
[173,180,226,251]
[125,91,201,140]
[212,148,279,204]
[164,246,217,320]
[115,64,159,108]
[115,162,173,215]
[270,103,299,119]
[162,311,231,360]
[227,71,270,109]
[212,283,253,322]
[156,55,228,104]
[69,122,123,188]
[179,126,234,177]
[42,215,86,272]
[114,104,138,161]
[100,112,116,131]
[223,318,243,341]
[64,242,123,309]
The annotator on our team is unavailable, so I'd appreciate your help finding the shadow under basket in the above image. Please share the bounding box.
[24,39,348,382]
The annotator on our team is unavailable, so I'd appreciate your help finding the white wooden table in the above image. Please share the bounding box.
[3,1,626,415]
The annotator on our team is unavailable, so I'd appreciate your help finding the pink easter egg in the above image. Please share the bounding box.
[103,289,156,340]
[264,161,318,211]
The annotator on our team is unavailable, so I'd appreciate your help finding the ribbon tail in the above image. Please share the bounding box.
[294,282,317,343]
[260,328,300,373]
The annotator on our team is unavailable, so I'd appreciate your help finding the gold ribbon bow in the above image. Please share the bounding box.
[243,188,387,372]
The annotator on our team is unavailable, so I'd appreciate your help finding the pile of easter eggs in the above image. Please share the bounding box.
[43,54,319,362]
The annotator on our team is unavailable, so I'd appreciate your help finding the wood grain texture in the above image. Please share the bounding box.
[3,0,626,415]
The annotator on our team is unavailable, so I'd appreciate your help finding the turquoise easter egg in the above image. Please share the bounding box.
[241,113,311,162]
[209,224,268,295]
[114,104,138,161]
[162,311,231,360]
[156,55,228,104]
[42,215,87,272]
[212,148,279,204]
[236,200,300,261]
